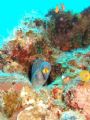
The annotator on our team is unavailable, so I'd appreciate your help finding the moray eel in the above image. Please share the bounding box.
[28,59,51,87]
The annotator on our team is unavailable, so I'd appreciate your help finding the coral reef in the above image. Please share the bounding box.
[64,83,90,120]
[0,5,90,120]
[60,110,86,120]
[2,89,22,118]
[46,7,90,51]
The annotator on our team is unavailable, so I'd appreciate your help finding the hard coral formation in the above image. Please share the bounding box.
[2,89,22,118]
[46,7,90,51]
[17,86,63,120]
[64,83,90,120]
[1,27,56,75]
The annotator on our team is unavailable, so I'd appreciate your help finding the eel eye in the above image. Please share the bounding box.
[42,68,49,74]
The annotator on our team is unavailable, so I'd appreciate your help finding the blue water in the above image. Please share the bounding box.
[0,0,90,48]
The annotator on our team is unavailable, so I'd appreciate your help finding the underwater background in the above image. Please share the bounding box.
[0,0,90,48]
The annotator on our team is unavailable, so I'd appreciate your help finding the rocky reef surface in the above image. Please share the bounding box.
[0,45,90,120]
[0,6,90,120]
